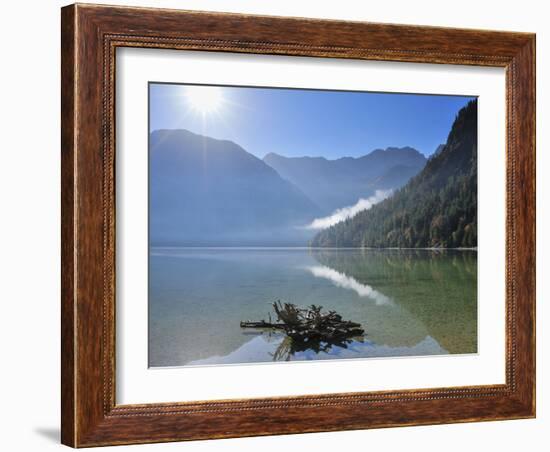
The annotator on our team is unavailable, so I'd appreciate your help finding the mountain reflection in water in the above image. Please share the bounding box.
[149,248,477,367]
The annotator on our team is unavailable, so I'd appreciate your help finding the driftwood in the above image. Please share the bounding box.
[240,301,364,344]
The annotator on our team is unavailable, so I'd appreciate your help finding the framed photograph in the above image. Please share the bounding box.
[61,3,535,447]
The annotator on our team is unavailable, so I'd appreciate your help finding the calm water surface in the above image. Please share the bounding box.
[149,248,477,367]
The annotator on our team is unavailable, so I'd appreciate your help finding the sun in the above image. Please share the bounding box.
[185,86,224,114]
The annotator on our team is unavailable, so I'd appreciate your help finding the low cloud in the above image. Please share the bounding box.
[305,189,393,230]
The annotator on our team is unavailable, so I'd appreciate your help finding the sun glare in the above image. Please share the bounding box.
[185,86,224,114]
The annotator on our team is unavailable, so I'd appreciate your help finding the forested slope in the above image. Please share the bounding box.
[311,100,478,248]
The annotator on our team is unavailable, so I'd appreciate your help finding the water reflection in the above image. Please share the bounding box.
[149,248,477,367]
[310,248,478,354]
[186,333,448,366]
[305,265,392,305]
[271,334,365,361]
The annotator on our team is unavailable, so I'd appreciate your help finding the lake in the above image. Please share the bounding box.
[148,248,477,367]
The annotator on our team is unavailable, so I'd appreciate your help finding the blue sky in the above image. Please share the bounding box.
[149,83,474,159]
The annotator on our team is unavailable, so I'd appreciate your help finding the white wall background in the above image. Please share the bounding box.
[0,1,546,450]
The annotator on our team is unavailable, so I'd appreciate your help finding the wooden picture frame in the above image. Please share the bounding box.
[61,3,535,447]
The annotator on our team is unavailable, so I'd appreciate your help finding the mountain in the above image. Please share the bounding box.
[432,144,445,158]
[150,129,321,246]
[311,100,478,248]
[263,147,426,213]
[368,164,425,191]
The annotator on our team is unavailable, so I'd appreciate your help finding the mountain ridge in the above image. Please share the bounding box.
[149,129,321,246]
[264,145,425,164]
[311,99,478,248]
[263,146,427,213]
